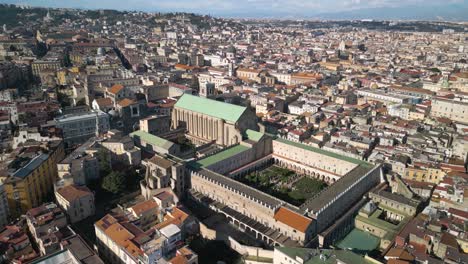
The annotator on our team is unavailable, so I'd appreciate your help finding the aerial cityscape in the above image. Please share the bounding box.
[0,1,467,264]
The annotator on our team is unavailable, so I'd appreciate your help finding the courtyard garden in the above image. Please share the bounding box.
[239,165,327,206]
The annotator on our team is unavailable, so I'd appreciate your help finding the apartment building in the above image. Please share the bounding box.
[1,141,65,218]
[55,110,110,145]
[95,212,184,263]
[57,137,100,186]
[100,134,141,166]
[26,203,68,255]
[431,97,468,124]
[0,183,9,228]
[55,184,95,224]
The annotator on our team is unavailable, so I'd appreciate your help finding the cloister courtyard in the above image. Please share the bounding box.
[238,165,328,206]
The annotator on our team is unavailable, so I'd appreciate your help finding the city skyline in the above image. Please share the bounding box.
[0,3,467,264]
[2,0,468,20]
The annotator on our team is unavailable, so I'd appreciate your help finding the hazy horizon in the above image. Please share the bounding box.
[1,0,468,21]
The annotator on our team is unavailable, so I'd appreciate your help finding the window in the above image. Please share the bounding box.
[131,105,139,117]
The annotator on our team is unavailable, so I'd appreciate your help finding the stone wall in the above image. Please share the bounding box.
[228,237,274,260]
[190,171,276,223]
[199,222,217,240]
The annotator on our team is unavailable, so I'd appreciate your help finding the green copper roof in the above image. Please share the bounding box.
[174,94,246,123]
[190,144,250,169]
[130,130,174,149]
[336,229,380,254]
[274,137,372,167]
[245,129,264,142]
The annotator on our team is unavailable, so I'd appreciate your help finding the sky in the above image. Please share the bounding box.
[2,0,468,19]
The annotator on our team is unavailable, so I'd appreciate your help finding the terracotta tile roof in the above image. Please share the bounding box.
[130,200,158,216]
[95,214,118,233]
[408,241,426,254]
[386,247,415,261]
[56,184,93,202]
[440,232,459,248]
[169,247,196,264]
[154,207,189,230]
[169,255,188,264]
[95,97,113,107]
[109,223,142,258]
[175,64,195,71]
[155,191,172,201]
[95,214,143,259]
[178,246,194,256]
[448,208,468,220]
[454,72,468,79]
[273,207,311,233]
[108,84,124,95]
[0,225,29,245]
[292,72,323,79]
[118,98,136,107]
[402,179,434,189]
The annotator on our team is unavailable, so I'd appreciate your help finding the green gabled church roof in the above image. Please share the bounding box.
[245,129,264,142]
[189,144,251,169]
[130,130,174,149]
[174,94,247,123]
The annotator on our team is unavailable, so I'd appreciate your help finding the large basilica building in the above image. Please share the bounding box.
[171,94,258,146]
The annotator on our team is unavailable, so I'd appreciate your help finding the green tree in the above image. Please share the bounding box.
[125,168,143,189]
[101,171,126,194]
[35,41,48,57]
[97,149,111,175]
[56,90,71,108]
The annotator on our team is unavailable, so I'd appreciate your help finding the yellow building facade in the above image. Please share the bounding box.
[2,141,65,218]
[403,165,446,184]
